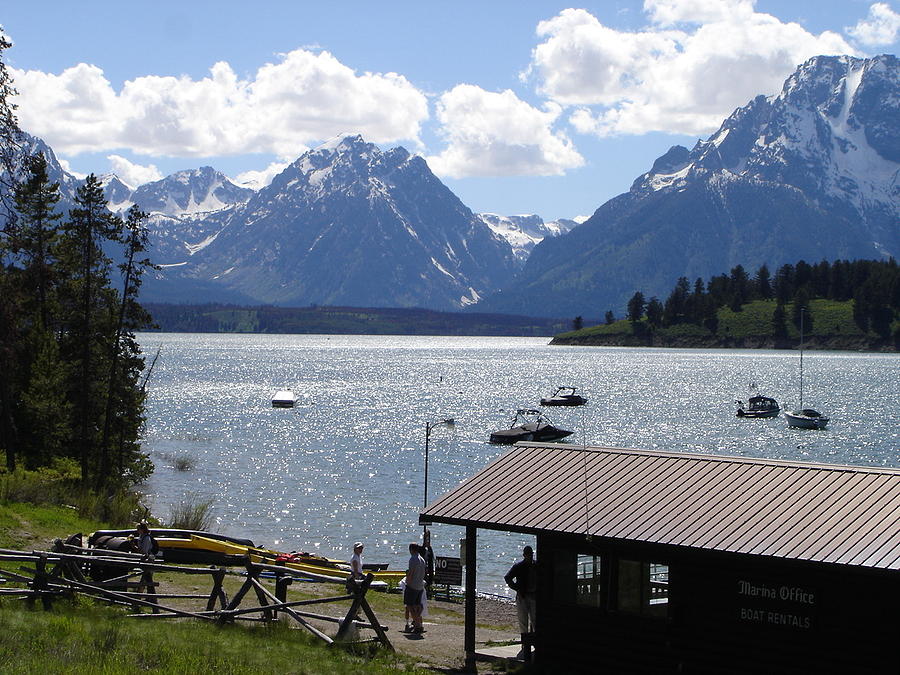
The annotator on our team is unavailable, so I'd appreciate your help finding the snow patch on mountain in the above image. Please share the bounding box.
[478,213,580,263]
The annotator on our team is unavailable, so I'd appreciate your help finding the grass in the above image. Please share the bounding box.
[167,493,215,530]
[0,502,429,674]
[0,602,421,674]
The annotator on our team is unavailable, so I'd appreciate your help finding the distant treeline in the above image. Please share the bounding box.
[143,303,569,337]
[559,259,899,350]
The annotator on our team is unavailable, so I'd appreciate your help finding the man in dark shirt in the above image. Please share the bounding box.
[504,545,536,655]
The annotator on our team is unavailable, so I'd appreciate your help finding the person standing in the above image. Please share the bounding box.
[504,545,537,656]
[349,542,364,580]
[421,530,435,593]
[404,542,427,634]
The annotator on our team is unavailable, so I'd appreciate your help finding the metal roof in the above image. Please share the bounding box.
[421,443,900,571]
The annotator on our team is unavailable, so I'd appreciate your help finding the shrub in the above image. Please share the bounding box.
[168,494,215,530]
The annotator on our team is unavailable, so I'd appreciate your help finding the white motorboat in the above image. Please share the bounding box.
[272,389,296,408]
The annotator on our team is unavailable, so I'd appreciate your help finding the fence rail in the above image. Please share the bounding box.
[0,543,392,652]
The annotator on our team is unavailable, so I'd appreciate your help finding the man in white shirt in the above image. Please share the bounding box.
[350,541,364,580]
[404,543,427,634]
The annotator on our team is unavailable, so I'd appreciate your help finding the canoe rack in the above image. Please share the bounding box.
[0,542,392,652]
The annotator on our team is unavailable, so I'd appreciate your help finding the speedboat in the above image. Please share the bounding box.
[736,395,780,418]
[272,389,295,408]
[540,386,587,407]
[785,409,829,430]
[489,409,574,444]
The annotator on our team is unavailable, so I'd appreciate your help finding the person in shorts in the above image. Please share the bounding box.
[404,543,427,633]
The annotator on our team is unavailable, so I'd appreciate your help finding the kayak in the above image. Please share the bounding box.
[86,529,405,583]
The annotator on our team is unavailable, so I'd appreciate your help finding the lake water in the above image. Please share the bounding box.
[138,333,899,595]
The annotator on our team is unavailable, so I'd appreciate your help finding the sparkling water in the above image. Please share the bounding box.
[139,333,899,595]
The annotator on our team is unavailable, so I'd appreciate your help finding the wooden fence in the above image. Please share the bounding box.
[0,543,392,651]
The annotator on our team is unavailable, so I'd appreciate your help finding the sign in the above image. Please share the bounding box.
[737,578,817,630]
[434,556,463,585]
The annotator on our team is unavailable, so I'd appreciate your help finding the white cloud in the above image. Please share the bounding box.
[56,157,86,180]
[233,160,291,190]
[11,49,429,160]
[527,5,858,137]
[427,85,584,178]
[847,3,900,47]
[106,154,162,187]
[644,0,755,26]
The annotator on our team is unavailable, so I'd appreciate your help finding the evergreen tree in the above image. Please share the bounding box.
[572,315,583,331]
[0,32,22,471]
[754,264,773,300]
[57,174,123,485]
[627,291,645,323]
[604,310,615,325]
[13,153,62,330]
[646,297,664,328]
[772,303,788,342]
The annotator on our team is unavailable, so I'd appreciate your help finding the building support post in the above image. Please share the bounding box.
[464,525,477,672]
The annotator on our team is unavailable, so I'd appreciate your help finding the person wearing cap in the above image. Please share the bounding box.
[505,545,537,656]
[350,542,364,580]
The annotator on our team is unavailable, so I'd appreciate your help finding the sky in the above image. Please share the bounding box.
[2,1,898,221]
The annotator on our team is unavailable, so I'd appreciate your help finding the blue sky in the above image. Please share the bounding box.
[2,1,897,220]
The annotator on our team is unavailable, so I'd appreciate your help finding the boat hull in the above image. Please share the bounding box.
[785,410,829,430]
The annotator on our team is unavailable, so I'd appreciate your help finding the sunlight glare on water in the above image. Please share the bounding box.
[139,333,899,595]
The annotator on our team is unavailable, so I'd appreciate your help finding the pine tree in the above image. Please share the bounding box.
[627,292,645,323]
[57,174,123,485]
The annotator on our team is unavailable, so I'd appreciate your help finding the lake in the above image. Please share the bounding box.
[138,333,899,595]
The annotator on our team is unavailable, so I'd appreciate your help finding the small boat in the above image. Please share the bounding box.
[784,408,830,430]
[786,307,829,430]
[489,409,574,445]
[736,395,780,418]
[272,389,295,408]
[85,529,403,584]
[540,386,587,407]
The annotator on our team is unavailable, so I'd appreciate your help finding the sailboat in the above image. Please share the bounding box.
[784,307,829,430]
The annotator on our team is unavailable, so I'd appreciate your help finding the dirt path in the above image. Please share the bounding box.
[386,595,520,672]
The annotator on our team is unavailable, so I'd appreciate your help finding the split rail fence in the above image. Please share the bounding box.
[0,543,392,651]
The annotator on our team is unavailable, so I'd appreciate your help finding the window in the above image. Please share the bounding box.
[617,560,669,618]
[576,554,603,607]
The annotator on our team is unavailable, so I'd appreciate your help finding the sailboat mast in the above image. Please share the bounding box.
[799,307,804,409]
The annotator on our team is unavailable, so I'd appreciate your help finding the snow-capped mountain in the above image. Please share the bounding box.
[145,135,518,310]
[477,54,899,318]
[478,213,581,263]
[105,166,254,217]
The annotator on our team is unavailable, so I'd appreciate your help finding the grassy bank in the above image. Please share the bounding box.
[553,299,897,351]
[0,502,424,674]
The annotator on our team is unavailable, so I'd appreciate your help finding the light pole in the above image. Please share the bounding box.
[424,418,455,511]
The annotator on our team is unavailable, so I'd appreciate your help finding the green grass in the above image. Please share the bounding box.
[0,503,431,674]
[0,602,421,674]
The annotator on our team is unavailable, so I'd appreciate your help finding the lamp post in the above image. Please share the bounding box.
[424,418,455,511]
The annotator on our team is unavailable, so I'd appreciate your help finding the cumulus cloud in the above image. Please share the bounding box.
[847,3,900,47]
[426,85,583,178]
[11,49,429,160]
[106,154,163,187]
[233,160,291,190]
[527,4,858,137]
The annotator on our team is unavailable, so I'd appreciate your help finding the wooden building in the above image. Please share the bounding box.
[421,443,900,673]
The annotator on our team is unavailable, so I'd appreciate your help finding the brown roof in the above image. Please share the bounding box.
[421,443,900,570]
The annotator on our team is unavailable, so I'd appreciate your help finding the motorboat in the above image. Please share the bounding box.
[540,386,587,407]
[736,395,780,418]
[784,409,830,430]
[272,389,295,408]
[786,307,829,430]
[489,409,574,444]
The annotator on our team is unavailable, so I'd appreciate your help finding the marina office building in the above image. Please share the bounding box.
[422,443,899,673]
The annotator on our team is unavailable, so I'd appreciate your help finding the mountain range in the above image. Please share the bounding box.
[2,54,897,318]
[477,54,899,317]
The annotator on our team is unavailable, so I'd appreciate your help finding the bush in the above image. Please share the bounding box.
[0,458,149,527]
[168,494,215,530]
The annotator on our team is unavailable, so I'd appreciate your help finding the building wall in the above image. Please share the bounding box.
[535,532,898,674]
